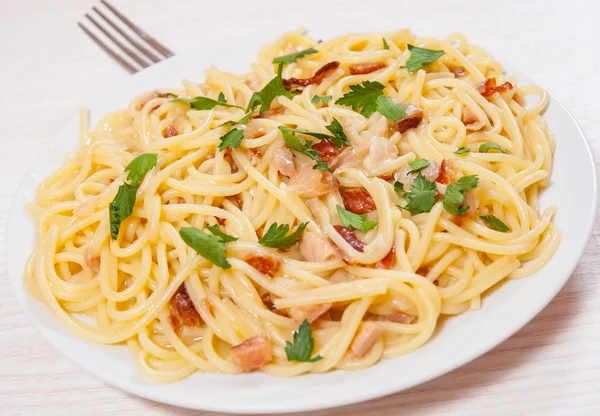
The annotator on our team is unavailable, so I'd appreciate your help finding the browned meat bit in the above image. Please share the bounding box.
[254,107,284,119]
[333,225,366,252]
[349,62,386,75]
[261,292,277,312]
[340,188,376,214]
[351,322,384,357]
[375,246,395,269]
[288,163,339,198]
[163,124,178,138]
[244,252,281,277]
[374,311,415,324]
[84,246,100,274]
[249,148,263,167]
[282,61,340,88]
[436,159,455,185]
[395,104,424,133]
[169,285,202,330]
[288,304,331,324]
[229,335,272,371]
[475,78,514,100]
[311,139,341,163]
[452,67,466,77]
[299,230,342,262]
[273,147,296,177]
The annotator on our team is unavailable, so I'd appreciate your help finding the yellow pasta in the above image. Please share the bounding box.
[24,29,558,379]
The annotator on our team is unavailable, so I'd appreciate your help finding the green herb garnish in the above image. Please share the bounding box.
[285,319,323,362]
[336,205,378,233]
[443,175,479,215]
[259,222,308,249]
[179,227,231,269]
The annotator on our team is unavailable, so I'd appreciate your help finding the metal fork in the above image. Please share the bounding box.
[78,0,174,73]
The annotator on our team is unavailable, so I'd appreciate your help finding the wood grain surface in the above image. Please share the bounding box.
[1,0,599,414]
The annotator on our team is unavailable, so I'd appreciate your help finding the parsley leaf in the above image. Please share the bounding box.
[324,118,351,148]
[311,95,332,104]
[219,111,254,128]
[278,126,331,171]
[443,175,479,215]
[273,47,318,64]
[205,224,238,242]
[336,81,407,122]
[218,128,244,151]
[336,205,378,233]
[336,81,385,117]
[285,319,323,363]
[124,153,157,185]
[285,118,349,149]
[455,147,471,155]
[479,142,508,154]
[375,95,406,122]
[405,45,445,72]
[179,227,231,269]
[383,38,390,50]
[408,158,430,174]
[110,153,157,240]
[402,174,438,214]
[109,182,138,240]
[394,181,404,195]
[259,222,308,249]
[173,96,244,110]
[247,64,292,113]
[217,92,226,103]
[480,215,510,232]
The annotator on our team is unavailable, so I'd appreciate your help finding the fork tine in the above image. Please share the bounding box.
[78,22,137,74]
[85,13,149,69]
[92,6,161,64]
[100,0,174,59]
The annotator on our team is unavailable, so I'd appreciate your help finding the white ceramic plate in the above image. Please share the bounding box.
[6,30,598,414]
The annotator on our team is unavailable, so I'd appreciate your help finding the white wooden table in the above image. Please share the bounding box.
[1,0,599,414]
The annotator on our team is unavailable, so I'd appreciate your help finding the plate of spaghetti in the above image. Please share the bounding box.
[7,28,597,413]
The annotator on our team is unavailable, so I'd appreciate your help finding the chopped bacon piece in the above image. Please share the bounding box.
[311,139,341,163]
[288,163,339,198]
[164,124,178,138]
[244,252,281,277]
[288,303,331,324]
[461,107,484,131]
[84,246,100,274]
[229,335,272,371]
[363,136,399,171]
[283,61,340,88]
[394,159,440,188]
[273,147,296,177]
[254,108,283,119]
[475,78,514,100]
[452,67,466,77]
[375,311,415,324]
[334,225,366,252]
[436,159,455,185]
[249,148,263,167]
[299,231,342,262]
[349,62,386,75]
[340,188,376,214]
[375,246,395,269]
[169,285,202,330]
[395,104,424,133]
[351,322,384,357]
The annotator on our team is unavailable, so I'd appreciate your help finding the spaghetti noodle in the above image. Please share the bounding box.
[24,29,559,379]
